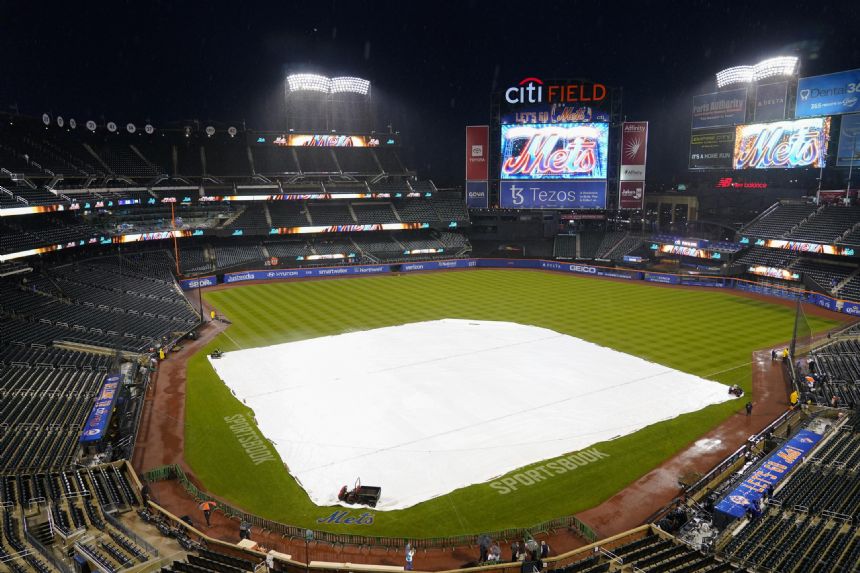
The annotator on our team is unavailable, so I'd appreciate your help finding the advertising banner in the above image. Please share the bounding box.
[733,118,832,170]
[465,125,489,180]
[499,180,607,210]
[689,128,735,170]
[399,260,477,272]
[79,375,121,443]
[753,81,788,122]
[757,238,855,257]
[538,260,642,280]
[836,113,860,167]
[644,272,681,285]
[747,265,801,281]
[179,276,217,290]
[691,88,748,129]
[795,68,860,118]
[816,190,847,204]
[499,77,610,125]
[271,134,382,147]
[715,429,822,519]
[224,264,391,283]
[500,123,609,180]
[618,181,645,210]
[620,122,648,181]
[465,181,489,209]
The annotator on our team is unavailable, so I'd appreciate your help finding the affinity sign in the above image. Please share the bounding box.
[733,118,831,170]
[501,123,609,180]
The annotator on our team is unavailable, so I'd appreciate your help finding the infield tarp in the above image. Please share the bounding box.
[209,319,732,510]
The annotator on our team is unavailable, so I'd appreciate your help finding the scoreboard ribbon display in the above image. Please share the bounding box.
[499,180,606,209]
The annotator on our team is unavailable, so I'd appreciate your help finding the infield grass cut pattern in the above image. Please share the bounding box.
[184,270,837,537]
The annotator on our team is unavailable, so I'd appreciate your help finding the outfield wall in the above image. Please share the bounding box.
[179,258,860,318]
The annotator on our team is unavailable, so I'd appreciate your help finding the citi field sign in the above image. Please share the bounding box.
[505,77,607,105]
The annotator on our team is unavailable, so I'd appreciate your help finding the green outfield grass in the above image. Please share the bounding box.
[182,270,837,538]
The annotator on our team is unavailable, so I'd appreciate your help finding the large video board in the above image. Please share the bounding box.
[733,117,831,170]
[500,123,609,180]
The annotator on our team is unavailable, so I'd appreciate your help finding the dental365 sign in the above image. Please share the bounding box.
[500,180,606,209]
[795,68,860,118]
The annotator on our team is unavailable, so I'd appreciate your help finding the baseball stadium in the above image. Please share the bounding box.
[2,5,860,573]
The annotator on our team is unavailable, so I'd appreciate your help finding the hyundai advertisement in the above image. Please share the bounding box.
[732,118,831,170]
[500,123,609,180]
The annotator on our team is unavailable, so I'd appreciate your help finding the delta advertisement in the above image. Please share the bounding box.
[733,117,832,170]
[689,128,736,170]
[499,77,610,125]
[691,88,748,130]
[836,113,860,167]
[753,81,788,122]
[715,429,822,520]
[795,68,860,118]
[465,181,489,209]
[465,125,489,181]
[500,123,609,180]
[620,122,648,181]
[79,375,121,443]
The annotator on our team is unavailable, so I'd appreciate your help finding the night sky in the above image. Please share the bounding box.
[1,1,858,186]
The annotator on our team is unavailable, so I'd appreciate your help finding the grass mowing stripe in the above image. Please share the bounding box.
[183,270,837,537]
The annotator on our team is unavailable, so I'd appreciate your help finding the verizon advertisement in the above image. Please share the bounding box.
[619,181,645,210]
[620,122,648,181]
[465,125,489,181]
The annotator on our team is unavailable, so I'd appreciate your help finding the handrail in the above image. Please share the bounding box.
[142,464,599,549]
[104,508,160,557]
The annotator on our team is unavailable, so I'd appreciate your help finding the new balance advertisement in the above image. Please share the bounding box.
[500,123,609,180]
[499,180,607,210]
[733,118,832,170]
[620,122,648,181]
[499,77,610,125]
[753,81,788,122]
[689,128,735,169]
[465,181,489,208]
[691,88,748,130]
[795,68,860,118]
[836,113,860,167]
[618,181,645,210]
[465,125,489,180]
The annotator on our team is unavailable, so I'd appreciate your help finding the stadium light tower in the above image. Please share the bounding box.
[284,72,373,132]
[715,56,799,88]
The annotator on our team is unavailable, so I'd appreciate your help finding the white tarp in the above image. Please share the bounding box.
[209,319,731,510]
